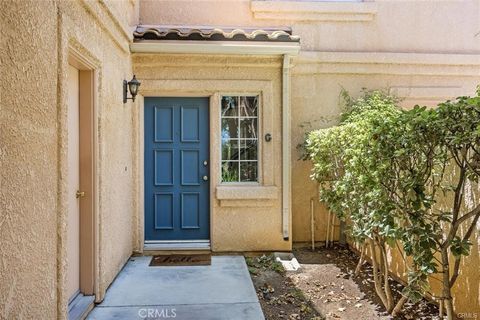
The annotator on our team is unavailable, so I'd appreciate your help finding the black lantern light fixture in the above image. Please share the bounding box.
[123,75,141,103]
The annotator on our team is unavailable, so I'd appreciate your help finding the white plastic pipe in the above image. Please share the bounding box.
[282,54,292,240]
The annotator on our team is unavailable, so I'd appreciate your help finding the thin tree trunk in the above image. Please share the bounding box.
[441,248,454,320]
[369,239,390,311]
[354,242,366,277]
[392,296,408,317]
[439,298,444,320]
[379,241,394,312]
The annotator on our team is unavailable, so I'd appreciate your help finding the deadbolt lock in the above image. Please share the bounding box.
[203,176,209,181]
[76,190,86,198]
[203,160,208,166]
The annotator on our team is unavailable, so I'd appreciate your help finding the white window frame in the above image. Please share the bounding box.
[219,94,262,185]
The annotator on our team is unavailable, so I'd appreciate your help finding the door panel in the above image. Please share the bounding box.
[145,98,210,241]
[154,150,174,185]
[67,65,80,300]
[181,150,200,185]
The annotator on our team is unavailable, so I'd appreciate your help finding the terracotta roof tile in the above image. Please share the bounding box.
[133,25,300,42]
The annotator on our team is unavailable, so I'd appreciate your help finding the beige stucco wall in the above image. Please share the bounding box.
[2,0,479,317]
[1,2,59,319]
[132,54,291,252]
[1,0,138,318]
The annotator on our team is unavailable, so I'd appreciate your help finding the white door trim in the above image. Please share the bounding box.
[144,240,211,251]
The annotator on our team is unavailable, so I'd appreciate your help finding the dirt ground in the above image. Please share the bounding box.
[247,255,323,320]
[247,246,440,320]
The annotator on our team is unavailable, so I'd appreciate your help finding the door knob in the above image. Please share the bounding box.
[76,190,85,198]
[203,176,209,181]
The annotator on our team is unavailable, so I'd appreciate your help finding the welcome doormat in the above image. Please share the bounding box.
[149,254,211,266]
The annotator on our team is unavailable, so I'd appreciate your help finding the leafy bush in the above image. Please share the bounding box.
[304,88,480,319]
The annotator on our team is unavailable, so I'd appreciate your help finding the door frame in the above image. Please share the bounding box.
[138,94,215,251]
[143,97,211,247]
[65,47,99,300]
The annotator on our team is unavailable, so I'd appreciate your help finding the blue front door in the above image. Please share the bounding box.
[144,97,210,241]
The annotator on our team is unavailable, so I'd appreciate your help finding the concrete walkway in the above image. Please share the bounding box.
[87,255,264,320]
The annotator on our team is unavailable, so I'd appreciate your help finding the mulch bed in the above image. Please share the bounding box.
[293,246,440,319]
[247,246,440,320]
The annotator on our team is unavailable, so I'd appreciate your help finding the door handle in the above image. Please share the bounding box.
[202,176,209,181]
[76,190,85,198]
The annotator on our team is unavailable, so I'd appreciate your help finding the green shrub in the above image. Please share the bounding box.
[304,88,480,319]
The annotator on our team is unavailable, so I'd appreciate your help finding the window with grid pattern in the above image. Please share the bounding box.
[221,96,259,183]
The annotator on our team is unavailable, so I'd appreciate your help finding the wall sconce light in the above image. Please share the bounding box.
[123,75,141,103]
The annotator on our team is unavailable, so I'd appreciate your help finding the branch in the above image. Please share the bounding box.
[450,149,463,169]
[454,204,480,229]
[354,242,367,277]
[465,159,480,178]
[431,160,448,200]
[452,165,466,222]
[443,165,467,248]
[449,257,461,289]
[450,208,480,286]
[392,296,408,317]
[395,240,407,265]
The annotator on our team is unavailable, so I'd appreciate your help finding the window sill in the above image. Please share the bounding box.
[250,1,378,22]
[216,185,279,200]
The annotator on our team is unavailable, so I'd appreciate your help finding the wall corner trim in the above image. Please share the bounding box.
[293,51,480,76]
[250,1,378,22]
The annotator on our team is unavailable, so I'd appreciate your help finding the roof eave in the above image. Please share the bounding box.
[130,40,301,56]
